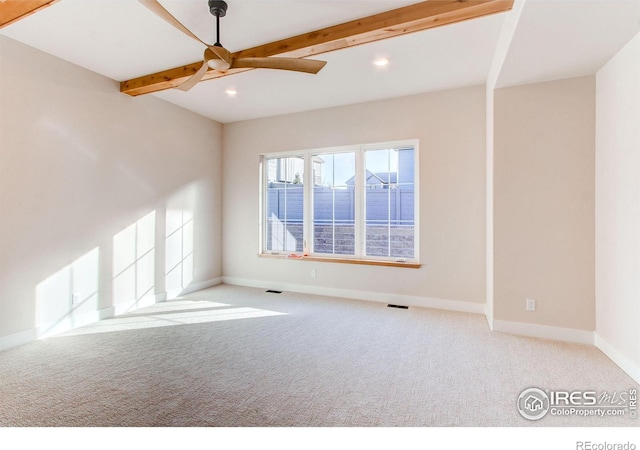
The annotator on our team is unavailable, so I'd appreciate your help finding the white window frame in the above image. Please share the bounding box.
[260,139,419,264]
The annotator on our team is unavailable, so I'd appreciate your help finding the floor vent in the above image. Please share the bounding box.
[266,290,283,294]
[387,304,409,309]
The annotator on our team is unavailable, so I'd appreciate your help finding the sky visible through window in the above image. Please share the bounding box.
[317,149,399,186]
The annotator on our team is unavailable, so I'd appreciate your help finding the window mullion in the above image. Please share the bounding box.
[303,152,313,255]
[332,172,336,255]
[354,148,365,258]
[259,158,265,253]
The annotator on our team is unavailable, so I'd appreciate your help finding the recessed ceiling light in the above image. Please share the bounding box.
[225,89,237,97]
[373,57,389,67]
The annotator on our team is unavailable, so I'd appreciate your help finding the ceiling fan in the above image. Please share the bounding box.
[139,0,327,91]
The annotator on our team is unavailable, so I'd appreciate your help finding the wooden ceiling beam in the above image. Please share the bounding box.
[0,0,58,29]
[120,0,513,96]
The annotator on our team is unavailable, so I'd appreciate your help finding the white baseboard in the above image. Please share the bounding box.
[492,319,595,345]
[2,280,638,387]
[1,305,120,351]
[180,277,223,296]
[484,303,494,331]
[113,294,157,316]
[595,333,640,385]
[166,278,223,300]
[222,276,485,315]
[36,307,116,339]
[0,281,226,352]
[100,306,116,319]
[0,329,37,352]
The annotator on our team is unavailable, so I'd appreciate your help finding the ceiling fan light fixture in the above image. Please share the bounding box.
[207,58,229,71]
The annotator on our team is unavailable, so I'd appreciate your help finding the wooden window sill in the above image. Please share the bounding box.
[258,253,421,269]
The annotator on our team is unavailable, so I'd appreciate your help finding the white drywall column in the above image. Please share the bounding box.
[484,0,526,330]
[595,31,640,384]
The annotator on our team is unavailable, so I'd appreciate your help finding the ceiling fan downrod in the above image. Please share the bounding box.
[208,0,227,47]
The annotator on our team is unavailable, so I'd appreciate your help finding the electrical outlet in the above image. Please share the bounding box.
[526,298,536,311]
[72,293,82,305]
[310,269,317,278]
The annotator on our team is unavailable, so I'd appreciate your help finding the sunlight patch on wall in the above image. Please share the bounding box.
[166,186,195,299]
[35,247,100,338]
[113,211,156,314]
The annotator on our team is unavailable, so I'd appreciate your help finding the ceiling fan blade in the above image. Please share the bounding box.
[176,47,233,91]
[138,0,209,48]
[139,0,232,68]
[230,57,327,74]
[176,60,209,92]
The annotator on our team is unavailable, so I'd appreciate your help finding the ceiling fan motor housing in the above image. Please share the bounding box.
[209,0,228,17]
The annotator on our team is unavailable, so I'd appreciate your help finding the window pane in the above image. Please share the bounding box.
[365,148,415,259]
[265,156,304,252]
[313,152,355,255]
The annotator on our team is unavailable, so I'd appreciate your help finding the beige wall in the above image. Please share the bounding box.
[0,37,223,342]
[493,76,596,330]
[222,86,486,307]
[595,31,640,372]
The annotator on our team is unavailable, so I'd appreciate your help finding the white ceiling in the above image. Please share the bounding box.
[1,0,639,123]
[497,0,640,88]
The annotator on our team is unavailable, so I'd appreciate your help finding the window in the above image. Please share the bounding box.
[264,156,304,253]
[313,152,356,256]
[364,148,415,259]
[261,140,418,264]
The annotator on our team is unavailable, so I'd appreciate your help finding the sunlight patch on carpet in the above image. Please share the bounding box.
[55,306,286,337]
[129,300,231,314]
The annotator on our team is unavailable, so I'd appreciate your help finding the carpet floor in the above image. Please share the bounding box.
[0,285,637,427]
